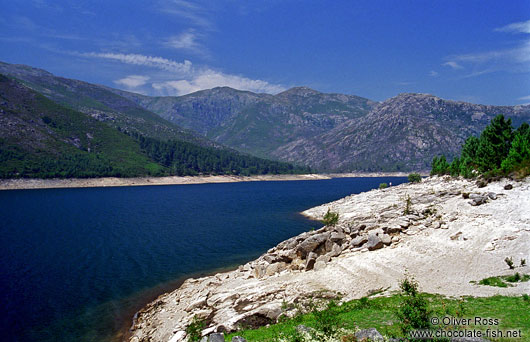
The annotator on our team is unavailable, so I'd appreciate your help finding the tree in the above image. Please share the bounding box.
[501,127,530,172]
[475,115,513,172]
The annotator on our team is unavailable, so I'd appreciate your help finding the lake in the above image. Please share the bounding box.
[0,177,406,342]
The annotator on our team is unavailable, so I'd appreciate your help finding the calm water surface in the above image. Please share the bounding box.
[0,177,406,342]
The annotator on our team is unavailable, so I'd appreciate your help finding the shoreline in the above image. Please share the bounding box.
[0,172,411,191]
[127,176,529,342]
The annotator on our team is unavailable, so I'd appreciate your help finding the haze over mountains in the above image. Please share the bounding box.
[2,61,530,174]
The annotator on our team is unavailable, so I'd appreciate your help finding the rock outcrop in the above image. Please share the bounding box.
[129,176,530,342]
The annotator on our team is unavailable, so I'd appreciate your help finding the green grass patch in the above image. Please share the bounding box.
[225,294,530,341]
[477,273,530,288]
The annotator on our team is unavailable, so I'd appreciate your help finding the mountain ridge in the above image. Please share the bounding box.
[2,61,530,172]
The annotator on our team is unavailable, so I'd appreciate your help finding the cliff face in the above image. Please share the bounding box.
[128,177,530,342]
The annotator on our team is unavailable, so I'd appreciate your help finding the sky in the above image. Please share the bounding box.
[0,0,529,105]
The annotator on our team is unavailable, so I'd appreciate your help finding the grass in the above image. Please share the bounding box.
[476,273,530,288]
[225,294,530,341]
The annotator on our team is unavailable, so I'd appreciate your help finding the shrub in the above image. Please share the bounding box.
[186,316,206,341]
[505,257,515,269]
[396,276,431,338]
[312,300,341,337]
[403,195,412,215]
[408,173,422,183]
[521,259,527,267]
[379,182,388,189]
[322,208,339,226]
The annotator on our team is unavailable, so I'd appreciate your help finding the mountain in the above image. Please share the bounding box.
[114,86,376,159]
[0,75,309,178]
[275,93,530,171]
[0,62,215,147]
[0,74,165,178]
[3,61,530,172]
[118,85,530,171]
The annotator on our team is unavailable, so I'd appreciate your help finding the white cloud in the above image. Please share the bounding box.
[114,75,150,88]
[83,52,193,75]
[494,19,530,34]
[518,95,530,101]
[165,30,198,50]
[158,0,213,29]
[442,61,463,69]
[152,70,285,95]
[163,29,208,56]
[84,52,285,95]
[428,70,439,77]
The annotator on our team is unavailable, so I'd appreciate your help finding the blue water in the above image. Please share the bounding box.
[0,177,406,342]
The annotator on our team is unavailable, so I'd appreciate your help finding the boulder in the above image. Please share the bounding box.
[380,234,392,246]
[355,328,384,341]
[330,231,346,242]
[296,233,329,257]
[384,225,403,234]
[231,337,247,342]
[265,262,288,276]
[305,252,318,270]
[365,234,384,251]
[205,333,225,342]
[350,235,368,248]
[470,196,487,206]
[328,243,342,257]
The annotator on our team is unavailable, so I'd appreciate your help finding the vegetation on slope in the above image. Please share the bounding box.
[431,115,530,179]
[222,284,529,341]
[0,75,310,179]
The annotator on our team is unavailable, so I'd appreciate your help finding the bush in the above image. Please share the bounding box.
[322,208,339,226]
[408,173,422,183]
[311,300,341,337]
[505,257,514,269]
[379,182,388,189]
[396,276,431,338]
[186,316,206,341]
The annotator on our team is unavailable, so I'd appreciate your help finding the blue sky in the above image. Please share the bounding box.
[0,0,529,105]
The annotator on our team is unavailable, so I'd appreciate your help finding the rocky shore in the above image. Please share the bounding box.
[128,176,529,342]
[0,172,409,191]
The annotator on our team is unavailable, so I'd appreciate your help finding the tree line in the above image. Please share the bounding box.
[127,131,311,176]
[431,115,530,178]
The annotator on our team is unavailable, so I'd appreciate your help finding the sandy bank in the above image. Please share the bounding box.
[0,172,409,191]
[127,176,529,342]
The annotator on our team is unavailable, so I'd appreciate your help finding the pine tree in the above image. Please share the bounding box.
[475,115,513,172]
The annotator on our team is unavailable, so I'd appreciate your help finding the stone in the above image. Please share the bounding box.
[231,337,247,342]
[316,254,331,264]
[355,328,384,341]
[487,192,497,200]
[380,234,392,245]
[296,324,312,334]
[296,233,329,257]
[365,234,384,251]
[476,180,487,188]
[169,331,186,342]
[504,184,513,190]
[384,225,403,234]
[350,235,368,248]
[328,242,342,257]
[330,231,346,242]
[207,333,225,342]
[470,196,487,206]
[265,262,288,276]
[313,260,327,271]
[253,264,267,279]
[305,252,317,270]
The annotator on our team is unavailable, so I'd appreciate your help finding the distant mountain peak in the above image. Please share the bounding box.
[277,86,321,97]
